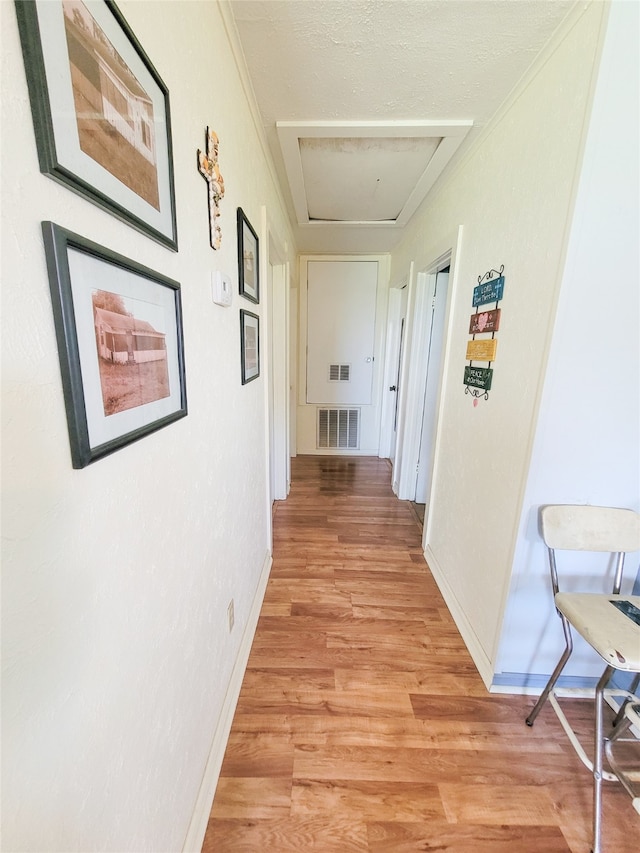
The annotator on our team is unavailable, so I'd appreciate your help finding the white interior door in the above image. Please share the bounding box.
[306,261,378,405]
[395,254,452,502]
[415,268,449,503]
[390,284,409,470]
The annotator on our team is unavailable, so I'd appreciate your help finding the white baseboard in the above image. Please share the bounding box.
[182,550,272,853]
[424,544,494,690]
[489,684,545,696]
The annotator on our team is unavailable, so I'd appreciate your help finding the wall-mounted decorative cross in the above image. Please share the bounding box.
[197,127,225,250]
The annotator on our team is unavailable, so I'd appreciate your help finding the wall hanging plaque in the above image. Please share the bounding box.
[240,309,260,384]
[16,0,178,249]
[237,208,259,303]
[197,126,225,249]
[464,266,504,405]
[42,221,187,467]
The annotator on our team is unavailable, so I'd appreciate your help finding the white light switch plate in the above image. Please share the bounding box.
[212,271,232,306]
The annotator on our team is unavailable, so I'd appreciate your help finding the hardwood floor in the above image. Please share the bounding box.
[203,456,637,852]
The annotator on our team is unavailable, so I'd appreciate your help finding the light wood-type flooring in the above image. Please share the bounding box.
[203,456,637,852]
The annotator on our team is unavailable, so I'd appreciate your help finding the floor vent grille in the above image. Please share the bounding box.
[317,408,360,449]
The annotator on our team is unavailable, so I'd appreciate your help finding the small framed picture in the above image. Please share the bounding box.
[42,221,187,468]
[15,0,178,250]
[240,309,260,385]
[237,207,259,303]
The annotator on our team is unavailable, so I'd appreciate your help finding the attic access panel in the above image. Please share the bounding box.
[277,120,473,228]
[300,136,440,222]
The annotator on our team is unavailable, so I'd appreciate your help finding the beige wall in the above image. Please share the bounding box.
[496,0,640,686]
[389,2,608,685]
[1,2,294,850]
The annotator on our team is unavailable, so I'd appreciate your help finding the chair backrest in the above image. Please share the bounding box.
[540,505,640,553]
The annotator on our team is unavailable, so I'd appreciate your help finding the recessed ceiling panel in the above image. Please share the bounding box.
[300,136,441,222]
[277,121,473,228]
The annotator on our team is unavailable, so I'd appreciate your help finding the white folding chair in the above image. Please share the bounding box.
[525,504,640,853]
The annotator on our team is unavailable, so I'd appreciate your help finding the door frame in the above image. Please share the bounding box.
[378,274,409,462]
[296,254,390,456]
[392,228,462,504]
[261,209,290,518]
[414,266,449,504]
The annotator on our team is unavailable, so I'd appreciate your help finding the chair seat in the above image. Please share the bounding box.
[554,593,640,672]
[527,505,640,853]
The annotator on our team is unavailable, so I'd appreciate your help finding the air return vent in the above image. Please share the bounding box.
[317,408,360,449]
[328,363,351,382]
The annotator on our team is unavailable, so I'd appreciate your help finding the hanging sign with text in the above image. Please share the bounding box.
[465,338,498,362]
[464,366,493,391]
[464,267,505,403]
[472,275,504,308]
[468,308,501,335]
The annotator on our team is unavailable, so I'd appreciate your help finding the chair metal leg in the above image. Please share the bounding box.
[591,665,614,853]
[526,613,573,726]
[612,672,640,728]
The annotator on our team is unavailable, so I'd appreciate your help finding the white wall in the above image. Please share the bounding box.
[389,2,610,686]
[495,0,640,687]
[1,2,295,851]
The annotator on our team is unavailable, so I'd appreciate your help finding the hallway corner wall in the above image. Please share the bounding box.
[388,1,612,687]
[495,0,640,690]
[1,2,295,851]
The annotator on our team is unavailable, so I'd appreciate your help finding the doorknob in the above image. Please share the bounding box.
[389,385,397,391]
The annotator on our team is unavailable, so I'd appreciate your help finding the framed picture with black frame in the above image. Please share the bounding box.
[237,207,259,303]
[41,221,187,468]
[15,0,178,250]
[240,309,260,385]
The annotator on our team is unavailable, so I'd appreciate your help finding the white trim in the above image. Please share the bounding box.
[425,543,494,689]
[264,210,290,502]
[181,550,272,853]
[395,268,434,499]
[421,227,463,548]
[378,279,406,460]
[260,207,274,546]
[391,262,415,493]
[394,229,461,502]
[489,684,547,696]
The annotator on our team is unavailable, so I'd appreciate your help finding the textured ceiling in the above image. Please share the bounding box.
[229,0,575,253]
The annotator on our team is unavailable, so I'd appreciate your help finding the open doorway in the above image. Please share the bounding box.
[414,265,449,506]
[265,226,290,508]
[391,244,455,517]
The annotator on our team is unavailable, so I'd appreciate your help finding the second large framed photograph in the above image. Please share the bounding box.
[16,0,178,249]
[240,310,260,385]
[237,208,259,303]
[42,221,187,468]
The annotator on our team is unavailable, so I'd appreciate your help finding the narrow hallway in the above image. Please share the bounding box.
[202,456,634,853]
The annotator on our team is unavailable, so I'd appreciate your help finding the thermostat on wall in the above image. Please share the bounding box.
[211,271,232,306]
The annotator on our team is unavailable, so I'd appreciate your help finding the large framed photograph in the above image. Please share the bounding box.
[16,0,178,250]
[240,310,260,385]
[237,208,259,303]
[42,221,187,468]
